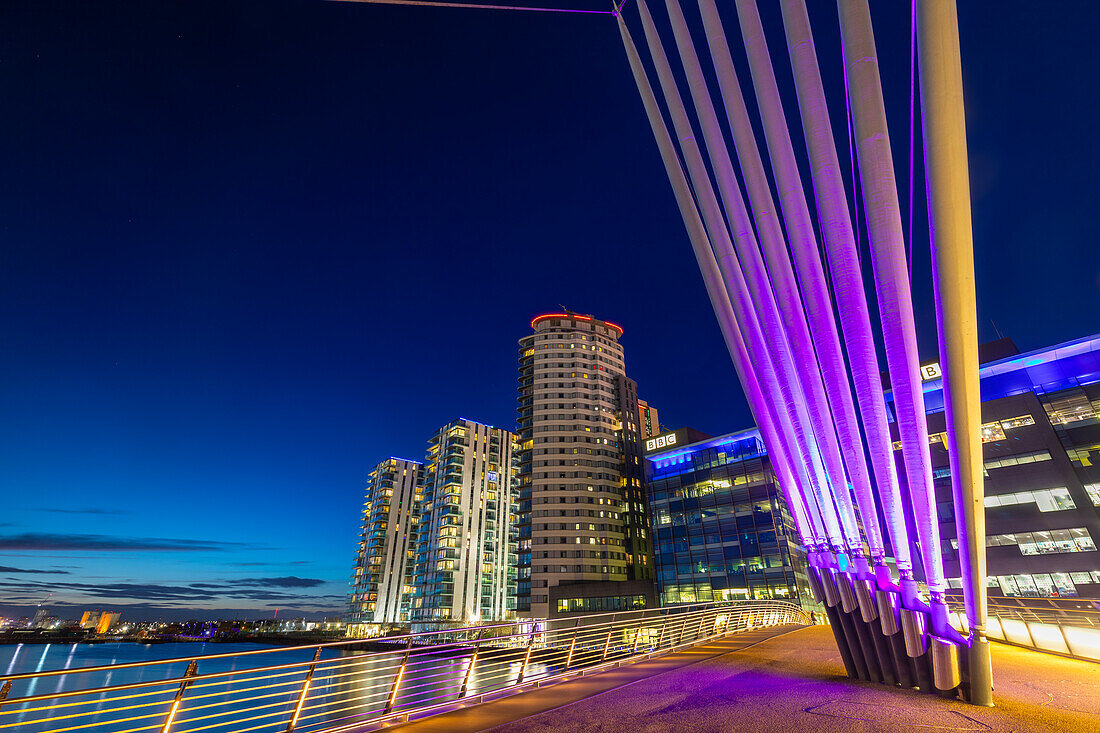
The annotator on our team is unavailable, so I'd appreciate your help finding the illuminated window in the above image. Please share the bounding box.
[1000,414,1036,430]
[979,422,1006,443]
[1067,444,1100,468]
[994,572,1079,597]
[1043,391,1099,426]
[984,487,1075,512]
[1085,484,1100,506]
[964,528,1096,554]
[983,450,1052,470]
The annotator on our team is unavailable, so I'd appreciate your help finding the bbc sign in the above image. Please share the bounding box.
[645,433,678,452]
[920,362,942,381]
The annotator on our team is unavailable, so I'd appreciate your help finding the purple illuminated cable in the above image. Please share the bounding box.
[727,0,884,565]
[732,326,820,545]
[634,0,844,549]
[778,0,913,581]
[907,0,916,284]
[682,0,858,552]
[641,0,841,550]
[624,1,827,548]
[837,0,945,594]
[614,13,819,547]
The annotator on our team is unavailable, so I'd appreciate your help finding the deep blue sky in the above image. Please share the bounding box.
[1,1,1097,620]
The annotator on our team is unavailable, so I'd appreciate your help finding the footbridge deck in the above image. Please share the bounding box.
[423,625,1098,733]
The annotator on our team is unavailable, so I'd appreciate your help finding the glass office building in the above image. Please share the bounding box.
[645,429,812,606]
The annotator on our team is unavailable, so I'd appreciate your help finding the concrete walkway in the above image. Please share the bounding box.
[396,625,1100,732]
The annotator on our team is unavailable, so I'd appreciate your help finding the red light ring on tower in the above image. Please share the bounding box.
[530,314,624,336]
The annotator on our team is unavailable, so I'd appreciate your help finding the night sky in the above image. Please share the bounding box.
[1,0,1097,620]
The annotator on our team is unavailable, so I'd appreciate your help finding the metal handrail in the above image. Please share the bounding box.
[945,594,1100,624]
[943,594,1100,662]
[0,600,808,733]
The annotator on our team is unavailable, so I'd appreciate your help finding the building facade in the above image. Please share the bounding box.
[638,399,660,439]
[645,428,812,606]
[96,612,121,634]
[348,457,422,625]
[411,418,518,624]
[903,334,1100,598]
[515,312,655,618]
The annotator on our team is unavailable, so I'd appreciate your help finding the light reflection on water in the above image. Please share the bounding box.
[0,642,556,733]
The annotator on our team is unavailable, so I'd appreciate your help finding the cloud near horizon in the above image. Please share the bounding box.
[238,576,326,588]
[228,561,310,567]
[0,533,250,552]
[189,576,327,589]
[0,565,71,575]
[0,576,338,605]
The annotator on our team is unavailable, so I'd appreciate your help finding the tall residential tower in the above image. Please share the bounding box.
[516,312,654,618]
[349,457,422,627]
[412,418,518,624]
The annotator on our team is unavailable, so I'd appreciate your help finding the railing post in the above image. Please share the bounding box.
[384,639,414,715]
[600,614,617,662]
[655,617,667,650]
[677,617,689,646]
[564,619,581,670]
[516,631,536,684]
[695,614,706,641]
[631,622,643,655]
[286,647,322,732]
[161,660,197,733]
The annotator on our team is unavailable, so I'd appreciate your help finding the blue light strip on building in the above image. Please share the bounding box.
[651,333,1100,464]
[648,429,764,471]
[885,334,1099,416]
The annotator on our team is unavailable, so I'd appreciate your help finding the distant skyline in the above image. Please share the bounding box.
[1,0,1098,619]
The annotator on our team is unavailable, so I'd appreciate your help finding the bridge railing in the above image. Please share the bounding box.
[945,594,1100,662]
[0,600,808,733]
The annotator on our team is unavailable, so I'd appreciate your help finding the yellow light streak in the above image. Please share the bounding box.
[167,692,298,722]
[387,663,406,711]
[173,681,303,710]
[163,699,182,733]
[289,677,311,729]
[186,668,303,691]
[293,687,391,718]
[174,705,286,733]
[0,687,171,717]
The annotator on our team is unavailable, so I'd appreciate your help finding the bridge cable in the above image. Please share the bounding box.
[907,0,917,283]
[328,0,615,15]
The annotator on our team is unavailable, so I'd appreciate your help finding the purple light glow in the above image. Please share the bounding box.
[778,0,913,576]
[628,2,828,546]
[639,0,837,547]
[733,0,886,566]
[838,0,946,594]
[688,0,857,550]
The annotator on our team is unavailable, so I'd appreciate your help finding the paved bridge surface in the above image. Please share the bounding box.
[396,625,1099,732]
